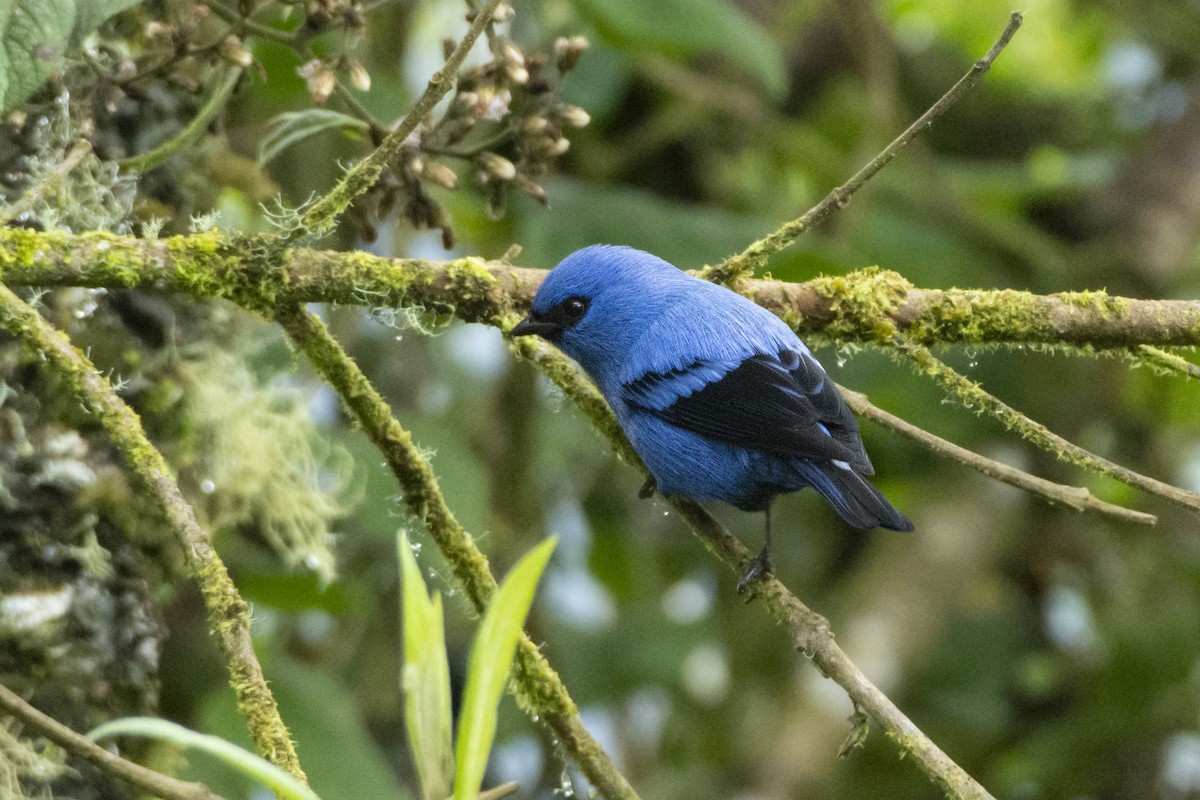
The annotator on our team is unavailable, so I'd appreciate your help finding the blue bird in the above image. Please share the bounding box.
[510,245,913,591]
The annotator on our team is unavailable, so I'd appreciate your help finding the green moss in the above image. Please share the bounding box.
[809,267,913,342]
[511,641,578,716]
[1057,288,1132,315]
[900,288,1044,345]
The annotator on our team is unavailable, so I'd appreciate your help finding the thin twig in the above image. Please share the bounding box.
[295,0,503,238]
[837,384,1157,525]
[205,0,299,44]
[894,336,1200,515]
[119,67,245,173]
[0,682,224,800]
[0,283,308,784]
[704,11,1024,283]
[1134,345,1200,380]
[510,336,996,800]
[0,140,93,225]
[272,303,640,800]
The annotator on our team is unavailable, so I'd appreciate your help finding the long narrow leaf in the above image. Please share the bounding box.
[454,537,557,800]
[87,716,319,800]
[398,532,454,800]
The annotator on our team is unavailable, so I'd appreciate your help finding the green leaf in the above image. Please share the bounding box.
[259,110,371,165]
[398,532,455,800]
[71,0,140,45]
[454,537,557,800]
[0,0,139,113]
[87,717,320,800]
[570,0,786,97]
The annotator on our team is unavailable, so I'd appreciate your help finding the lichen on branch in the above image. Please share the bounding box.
[2,227,1199,349]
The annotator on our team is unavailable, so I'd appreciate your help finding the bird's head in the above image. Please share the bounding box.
[510,245,688,379]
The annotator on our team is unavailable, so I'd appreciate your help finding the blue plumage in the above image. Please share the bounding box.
[511,245,912,584]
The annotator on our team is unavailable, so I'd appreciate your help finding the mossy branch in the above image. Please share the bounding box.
[0,282,308,786]
[3,227,1200,348]
[1134,344,1200,380]
[272,303,640,800]
[893,336,1200,516]
[506,336,996,800]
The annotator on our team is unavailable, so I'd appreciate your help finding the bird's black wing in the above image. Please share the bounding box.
[622,349,874,473]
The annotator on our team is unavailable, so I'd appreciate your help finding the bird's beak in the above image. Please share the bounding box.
[509,314,561,338]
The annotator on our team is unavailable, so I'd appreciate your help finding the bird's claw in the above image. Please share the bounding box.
[736,548,774,595]
[638,476,656,499]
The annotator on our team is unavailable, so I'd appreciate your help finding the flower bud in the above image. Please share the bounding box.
[492,2,515,23]
[522,116,550,134]
[556,104,590,128]
[220,35,253,68]
[347,58,371,92]
[475,87,512,121]
[423,160,459,190]
[554,35,589,73]
[298,59,335,105]
[501,40,524,64]
[479,152,516,181]
[546,136,570,156]
[505,61,529,84]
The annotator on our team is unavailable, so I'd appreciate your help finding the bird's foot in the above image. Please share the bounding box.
[637,475,656,500]
[736,547,774,595]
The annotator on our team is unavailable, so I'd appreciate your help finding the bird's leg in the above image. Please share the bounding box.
[638,475,656,499]
[737,505,775,594]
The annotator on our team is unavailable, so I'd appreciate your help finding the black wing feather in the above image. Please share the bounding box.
[626,350,873,472]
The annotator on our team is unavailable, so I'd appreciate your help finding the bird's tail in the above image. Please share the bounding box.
[802,460,914,532]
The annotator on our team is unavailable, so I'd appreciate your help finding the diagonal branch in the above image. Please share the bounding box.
[836,384,1157,525]
[509,336,996,800]
[0,681,224,800]
[703,11,1023,284]
[272,302,640,800]
[0,282,308,785]
[893,336,1200,516]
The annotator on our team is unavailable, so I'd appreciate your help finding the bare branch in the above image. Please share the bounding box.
[703,11,1024,283]
[837,384,1158,525]
[0,283,308,785]
[0,682,224,800]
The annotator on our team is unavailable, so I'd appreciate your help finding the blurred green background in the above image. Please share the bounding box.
[5,0,1200,798]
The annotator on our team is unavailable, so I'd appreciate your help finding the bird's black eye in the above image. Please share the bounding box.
[559,296,589,325]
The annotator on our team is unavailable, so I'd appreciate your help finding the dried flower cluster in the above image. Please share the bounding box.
[346,11,590,247]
